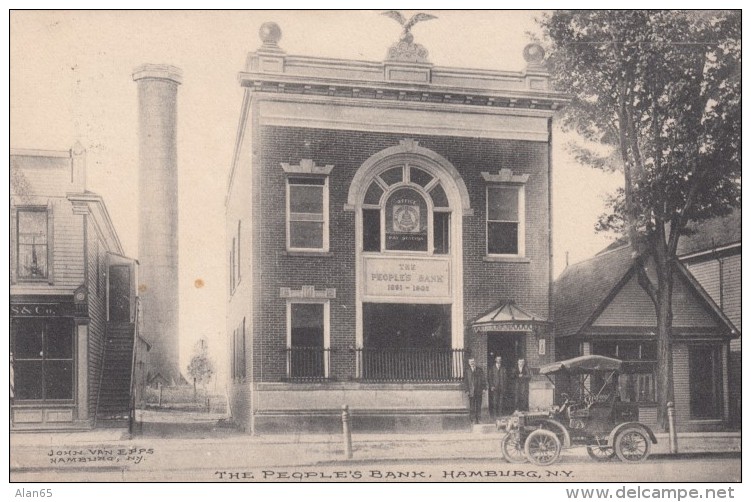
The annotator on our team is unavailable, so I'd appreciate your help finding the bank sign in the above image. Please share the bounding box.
[363,257,450,299]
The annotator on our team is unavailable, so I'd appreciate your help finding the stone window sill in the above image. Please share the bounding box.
[282,251,334,257]
[483,255,530,263]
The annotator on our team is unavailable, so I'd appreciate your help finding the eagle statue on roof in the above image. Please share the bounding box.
[381,11,437,44]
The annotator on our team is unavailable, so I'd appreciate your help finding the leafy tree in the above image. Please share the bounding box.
[187,338,214,388]
[539,10,741,429]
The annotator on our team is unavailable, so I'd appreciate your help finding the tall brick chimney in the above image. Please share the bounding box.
[132,64,182,385]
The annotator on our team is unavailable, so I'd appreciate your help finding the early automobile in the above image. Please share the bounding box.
[497,355,657,466]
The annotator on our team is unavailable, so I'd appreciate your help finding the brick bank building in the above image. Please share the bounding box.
[226,22,568,433]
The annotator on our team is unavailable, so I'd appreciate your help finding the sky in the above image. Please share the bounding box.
[9,10,621,376]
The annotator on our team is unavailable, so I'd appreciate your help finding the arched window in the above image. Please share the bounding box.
[361,164,450,255]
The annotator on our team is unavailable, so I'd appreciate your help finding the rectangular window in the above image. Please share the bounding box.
[287,302,329,379]
[17,209,49,279]
[287,177,328,251]
[231,320,246,381]
[592,341,656,403]
[487,185,524,256]
[230,238,236,293]
[433,212,450,255]
[362,209,381,252]
[239,319,246,379]
[236,221,242,282]
[11,318,74,401]
[689,344,723,419]
[230,328,236,379]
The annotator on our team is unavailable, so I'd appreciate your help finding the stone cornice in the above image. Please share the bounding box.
[240,72,567,112]
[67,192,124,255]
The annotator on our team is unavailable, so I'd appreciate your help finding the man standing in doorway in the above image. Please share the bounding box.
[464,357,486,424]
[488,355,506,418]
[513,358,532,411]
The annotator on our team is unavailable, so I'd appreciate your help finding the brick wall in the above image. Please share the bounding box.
[248,125,551,381]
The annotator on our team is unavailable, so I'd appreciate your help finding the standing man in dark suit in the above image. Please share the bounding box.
[513,358,532,411]
[488,355,506,418]
[464,357,486,424]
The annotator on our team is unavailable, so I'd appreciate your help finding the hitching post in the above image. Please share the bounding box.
[342,405,353,459]
[667,401,678,454]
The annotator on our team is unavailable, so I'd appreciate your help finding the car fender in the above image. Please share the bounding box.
[539,418,571,448]
[608,422,658,445]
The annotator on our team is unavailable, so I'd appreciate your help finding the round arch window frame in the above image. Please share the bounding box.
[346,140,471,352]
[361,163,452,256]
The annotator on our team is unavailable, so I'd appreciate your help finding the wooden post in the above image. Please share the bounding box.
[158,383,163,408]
[667,401,678,454]
[342,405,353,459]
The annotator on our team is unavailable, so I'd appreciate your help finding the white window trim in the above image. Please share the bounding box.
[486,184,526,258]
[15,206,53,282]
[285,176,330,253]
[286,299,331,378]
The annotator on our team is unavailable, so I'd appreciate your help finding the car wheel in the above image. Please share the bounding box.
[614,427,652,463]
[586,445,616,462]
[501,432,528,463]
[524,429,561,466]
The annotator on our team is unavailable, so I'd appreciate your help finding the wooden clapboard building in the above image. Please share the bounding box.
[225,21,568,433]
[554,244,739,432]
[10,145,142,430]
[677,210,741,427]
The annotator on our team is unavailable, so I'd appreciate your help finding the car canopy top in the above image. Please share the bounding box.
[539,355,622,375]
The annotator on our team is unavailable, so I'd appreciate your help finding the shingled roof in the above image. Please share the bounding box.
[677,209,741,256]
[595,209,741,258]
[554,241,739,339]
[553,244,635,338]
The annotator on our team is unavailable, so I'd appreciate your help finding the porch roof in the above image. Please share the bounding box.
[472,300,548,333]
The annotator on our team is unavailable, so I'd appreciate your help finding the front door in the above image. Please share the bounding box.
[108,265,131,322]
[487,332,524,414]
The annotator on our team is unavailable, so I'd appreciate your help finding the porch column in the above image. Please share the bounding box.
[722,343,729,421]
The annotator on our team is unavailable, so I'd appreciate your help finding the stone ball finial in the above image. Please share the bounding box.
[259,22,282,45]
[523,43,545,65]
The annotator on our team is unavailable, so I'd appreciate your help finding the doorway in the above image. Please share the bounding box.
[487,332,525,414]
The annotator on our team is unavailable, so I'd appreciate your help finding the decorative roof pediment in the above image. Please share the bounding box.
[472,300,547,333]
[481,169,530,184]
[281,159,334,176]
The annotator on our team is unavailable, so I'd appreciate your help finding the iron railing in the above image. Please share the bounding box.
[355,348,464,382]
[285,347,333,382]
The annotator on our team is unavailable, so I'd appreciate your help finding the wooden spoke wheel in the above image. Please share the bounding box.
[501,432,528,463]
[614,427,652,463]
[586,444,616,462]
[524,429,561,466]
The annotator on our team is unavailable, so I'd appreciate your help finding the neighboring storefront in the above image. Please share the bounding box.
[554,245,739,432]
[10,147,138,430]
[226,22,568,433]
[677,210,741,428]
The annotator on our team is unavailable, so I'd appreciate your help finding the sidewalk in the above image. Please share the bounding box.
[10,423,741,474]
